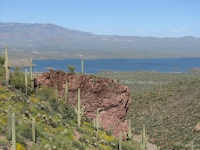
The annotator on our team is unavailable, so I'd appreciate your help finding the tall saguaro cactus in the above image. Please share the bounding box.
[32,118,36,143]
[65,80,68,102]
[119,131,122,150]
[30,54,34,89]
[191,141,194,150]
[55,85,58,102]
[93,108,101,140]
[30,53,33,80]
[75,88,84,127]
[127,120,133,140]
[7,105,12,139]
[4,45,10,86]
[81,60,84,75]
[25,69,28,95]
[140,124,148,150]
[12,113,16,150]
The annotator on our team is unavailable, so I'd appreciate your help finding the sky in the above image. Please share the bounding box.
[0,0,200,37]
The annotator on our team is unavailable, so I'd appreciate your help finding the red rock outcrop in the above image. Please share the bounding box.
[35,70,131,136]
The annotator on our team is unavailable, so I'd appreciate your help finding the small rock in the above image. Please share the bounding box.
[194,122,200,131]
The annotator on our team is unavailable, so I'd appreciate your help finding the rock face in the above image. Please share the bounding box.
[35,70,131,136]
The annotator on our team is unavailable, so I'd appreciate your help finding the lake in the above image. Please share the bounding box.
[25,58,200,74]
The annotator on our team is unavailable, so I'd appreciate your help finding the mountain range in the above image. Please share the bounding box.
[0,22,200,60]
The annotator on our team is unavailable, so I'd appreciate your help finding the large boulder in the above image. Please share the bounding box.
[35,70,131,136]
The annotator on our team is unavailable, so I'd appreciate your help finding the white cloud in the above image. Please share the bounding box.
[140,31,143,33]
[170,30,179,32]
[182,27,186,30]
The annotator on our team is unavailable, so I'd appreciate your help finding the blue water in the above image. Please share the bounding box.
[24,58,200,73]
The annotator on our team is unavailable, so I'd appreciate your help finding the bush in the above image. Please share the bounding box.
[68,65,76,74]
[0,55,5,65]
[72,141,85,150]
[36,86,55,100]
[10,71,34,95]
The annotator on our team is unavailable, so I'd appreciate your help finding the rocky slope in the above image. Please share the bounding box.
[35,70,131,136]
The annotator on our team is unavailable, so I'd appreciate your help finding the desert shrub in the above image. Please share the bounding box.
[17,122,32,140]
[36,86,55,100]
[0,139,6,146]
[16,143,26,150]
[0,55,5,76]
[10,71,35,95]
[0,65,5,76]
[71,141,85,150]
[10,72,25,90]
[0,55,5,65]
[68,65,76,74]
[61,105,76,120]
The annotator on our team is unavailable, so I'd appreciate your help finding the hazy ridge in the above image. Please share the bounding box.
[0,22,200,60]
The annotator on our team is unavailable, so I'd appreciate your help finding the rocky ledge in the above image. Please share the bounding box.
[35,70,131,136]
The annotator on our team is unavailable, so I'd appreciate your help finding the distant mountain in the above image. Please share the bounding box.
[0,22,200,60]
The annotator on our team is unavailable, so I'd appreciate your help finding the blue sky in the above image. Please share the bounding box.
[0,0,199,37]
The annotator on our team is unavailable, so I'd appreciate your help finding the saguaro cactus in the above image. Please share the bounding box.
[4,45,10,86]
[32,118,36,142]
[75,88,84,127]
[7,105,12,139]
[93,108,101,140]
[81,60,84,75]
[140,124,148,150]
[30,54,35,89]
[25,69,28,95]
[55,85,58,102]
[119,131,122,150]
[12,113,16,150]
[127,120,133,140]
[30,53,33,80]
[191,141,194,150]
[65,80,68,102]
[156,146,160,150]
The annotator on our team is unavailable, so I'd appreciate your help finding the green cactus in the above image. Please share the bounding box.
[55,85,58,102]
[65,80,68,102]
[125,119,133,140]
[81,60,84,75]
[74,88,84,127]
[93,108,101,140]
[25,69,28,95]
[30,53,33,80]
[191,141,193,150]
[32,72,35,89]
[32,118,36,142]
[156,146,160,150]
[30,54,35,89]
[119,131,122,150]
[12,113,16,150]
[4,45,10,86]
[140,124,148,150]
[7,105,12,139]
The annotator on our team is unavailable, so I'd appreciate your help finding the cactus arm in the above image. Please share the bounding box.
[12,113,16,150]
[7,105,12,139]
[32,118,36,142]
